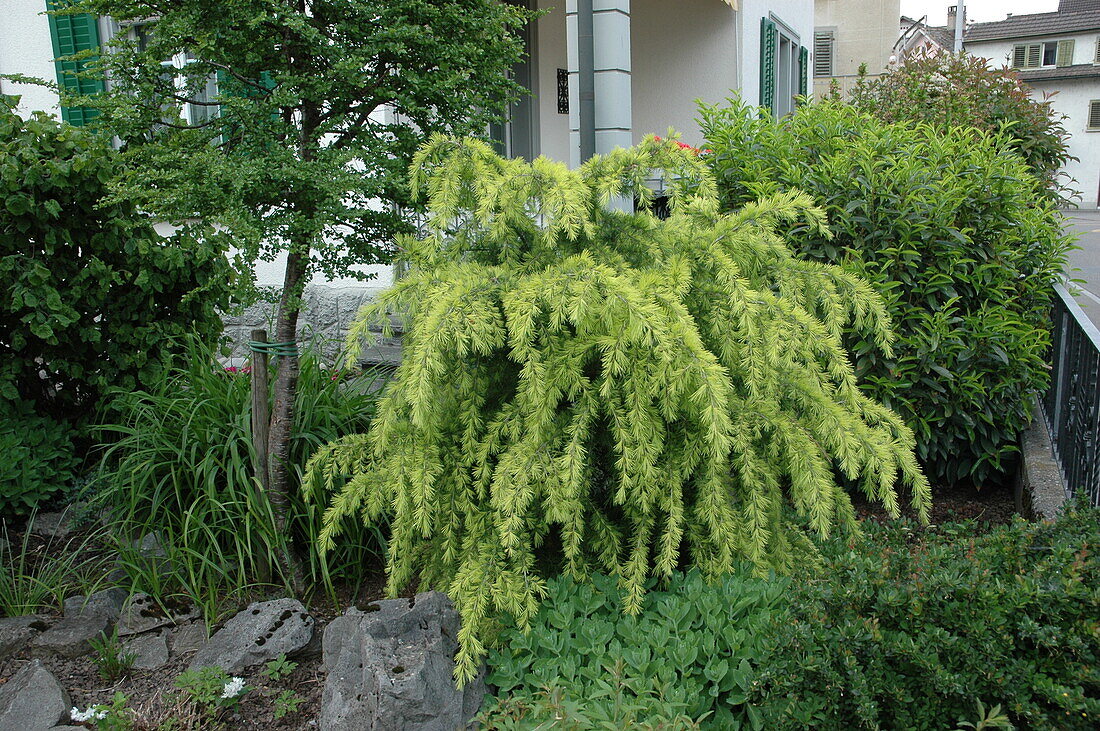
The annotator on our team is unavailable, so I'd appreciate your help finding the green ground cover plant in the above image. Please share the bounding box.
[481,571,786,729]
[699,99,1071,487]
[483,507,1099,729]
[95,340,382,618]
[0,400,78,516]
[308,135,930,682]
[750,505,1100,729]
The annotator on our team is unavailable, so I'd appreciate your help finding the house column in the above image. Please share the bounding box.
[566,0,632,168]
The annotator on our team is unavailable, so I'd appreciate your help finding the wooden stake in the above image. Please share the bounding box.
[250,329,271,491]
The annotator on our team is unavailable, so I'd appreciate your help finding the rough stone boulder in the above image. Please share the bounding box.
[64,587,127,621]
[0,659,70,730]
[117,592,197,636]
[320,591,485,731]
[32,615,110,659]
[189,598,313,674]
[0,616,46,661]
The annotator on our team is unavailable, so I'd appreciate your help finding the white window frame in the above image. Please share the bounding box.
[123,21,218,126]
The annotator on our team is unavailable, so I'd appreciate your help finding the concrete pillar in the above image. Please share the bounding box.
[567,0,632,168]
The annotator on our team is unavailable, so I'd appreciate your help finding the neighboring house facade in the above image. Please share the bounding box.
[812,0,900,98]
[0,0,815,343]
[962,0,1100,208]
[896,13,952,60]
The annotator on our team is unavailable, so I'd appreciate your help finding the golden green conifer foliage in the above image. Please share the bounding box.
[306,135,931,683]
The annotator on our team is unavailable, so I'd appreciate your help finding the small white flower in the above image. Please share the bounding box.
[220,676,246,699]
[71,706,108,722]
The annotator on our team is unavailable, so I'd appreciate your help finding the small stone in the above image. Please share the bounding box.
[0,616,39,661]
[63,588,127,620]
[122,631,169,670]
[0,659,70,729]
[32,615,110,659]
[117,593,197,637]
[188,598,313,674]
[320,591,485,731]
[168,621,207,657]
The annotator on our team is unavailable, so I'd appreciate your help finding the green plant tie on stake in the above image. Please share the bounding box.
[248,340,298,357]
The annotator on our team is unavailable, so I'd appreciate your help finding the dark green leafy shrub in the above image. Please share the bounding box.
[848,53,1074,201]
[752,507,1100,729]
[309,136,930,682]
[481,572,787,729]
[699,99,1072,486]
[0,399,78,515]
[0,96,232,425]
[95,340,383,612]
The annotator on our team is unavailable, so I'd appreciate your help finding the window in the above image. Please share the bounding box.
[760,17,807,118]
[1088,100,1100,131]
[123,23,219,126]
[813,30,834,78]
[1013,40,1075,69]
[1094,36,1100,63]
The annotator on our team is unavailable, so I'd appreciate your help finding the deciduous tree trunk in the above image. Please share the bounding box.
[266,245,309,590]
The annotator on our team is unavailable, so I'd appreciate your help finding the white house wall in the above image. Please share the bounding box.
[536,0,571,162]
[0,1,61,117]
[630,0,738,147]
[739,0,814,108]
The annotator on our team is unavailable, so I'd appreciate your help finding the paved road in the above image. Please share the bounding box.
[1063,210,1100,330]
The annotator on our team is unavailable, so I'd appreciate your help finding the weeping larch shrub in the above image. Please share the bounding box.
[306,135,931,682]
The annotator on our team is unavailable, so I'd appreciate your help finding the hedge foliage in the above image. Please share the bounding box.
[308,135,930,682]
[0,96,232,425]
[849,53,1074,202]
[699,99,1071,486]
[753,507,1100,729]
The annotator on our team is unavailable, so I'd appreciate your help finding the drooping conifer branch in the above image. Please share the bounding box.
[306,135,931,683]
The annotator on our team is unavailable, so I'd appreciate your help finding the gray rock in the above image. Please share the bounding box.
[189,598,313,674]
[0,616,43,660]
[50,727,86,730]
[131,532,166,558]
[168,621,208,657]
[117,593,197,637]
[32,615,110,659]
[29,508,79,540]
[122,631,169,670]
[63,588,127,620]
[0,659,70,730]
[320,591,485,731]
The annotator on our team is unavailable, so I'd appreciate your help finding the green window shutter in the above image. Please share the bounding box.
[798,45,809,99]
[45,1,104,126]
[1056,39,1075,67]
[759,17,777,115]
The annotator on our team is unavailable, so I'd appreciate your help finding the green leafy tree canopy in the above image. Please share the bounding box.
[307,136,932,683]
[60,0,535,578]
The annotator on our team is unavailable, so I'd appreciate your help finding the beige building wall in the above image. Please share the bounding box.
[812,0,900,97]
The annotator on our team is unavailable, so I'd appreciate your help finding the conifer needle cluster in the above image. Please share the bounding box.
[306,135,931,683]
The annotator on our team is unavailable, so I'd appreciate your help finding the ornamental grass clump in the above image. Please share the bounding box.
[307,135,931,682]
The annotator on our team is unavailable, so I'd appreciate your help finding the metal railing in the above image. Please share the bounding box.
[1041,283,1100,506]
